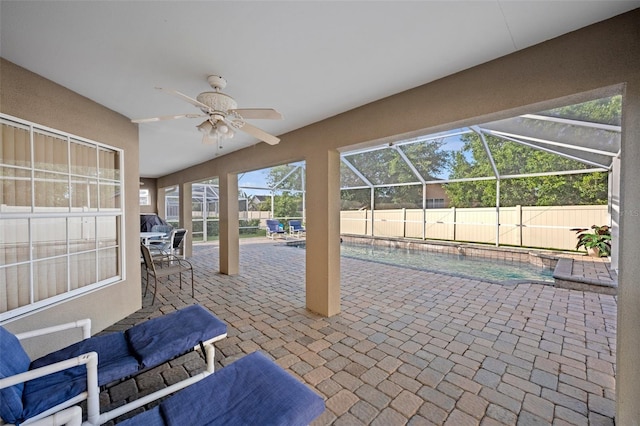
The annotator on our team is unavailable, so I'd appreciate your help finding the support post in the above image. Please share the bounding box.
[305,149,341,316]
[422,183,427,240]
[219,173,239,275]
[178,182,192,258]
[370,187,375,237]
[495,180,500,247]
[616,79,640,425]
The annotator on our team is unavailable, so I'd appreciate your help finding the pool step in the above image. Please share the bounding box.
[553,258,617,295]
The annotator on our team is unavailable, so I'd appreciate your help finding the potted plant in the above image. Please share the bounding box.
[570,225,611,257]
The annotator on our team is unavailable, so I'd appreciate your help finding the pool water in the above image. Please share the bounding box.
[340,243,554,284]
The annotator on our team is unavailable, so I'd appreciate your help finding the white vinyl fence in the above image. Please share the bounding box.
[340,205,608,251]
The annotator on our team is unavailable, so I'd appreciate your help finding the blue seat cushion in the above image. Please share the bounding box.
[165,351,324,426]
[21,371,88,422]
[119,407,165,426]
[125,305,226,369]
[0,327,31,424]
[30,332,140,386]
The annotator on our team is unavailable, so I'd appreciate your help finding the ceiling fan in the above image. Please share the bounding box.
[132,75,283,147]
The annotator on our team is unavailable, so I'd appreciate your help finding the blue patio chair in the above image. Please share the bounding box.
[288,220,306,237]
[0,305,227,425]
[265,219,286,239]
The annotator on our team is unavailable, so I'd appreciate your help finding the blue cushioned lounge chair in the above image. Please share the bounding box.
[265,219,286,239]
[11,352,325,426]
[288,220,306,237]
[0,305,227,425]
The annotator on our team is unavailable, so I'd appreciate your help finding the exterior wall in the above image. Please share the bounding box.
[139,177,157,214]
[0,59,141,357]
[425,183,450,207]
[617,75,640,426]
[340,205,608,251]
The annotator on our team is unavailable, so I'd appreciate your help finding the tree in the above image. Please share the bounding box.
[443,133,609,207]
[443,96,619,207]
[265,165,304,217]
[341,140,450,209]
[265,164,304,191]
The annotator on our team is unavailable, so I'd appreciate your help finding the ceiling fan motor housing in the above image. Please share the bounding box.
[196,92,238,114]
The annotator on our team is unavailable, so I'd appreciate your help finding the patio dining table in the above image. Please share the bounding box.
[140,231,167,246]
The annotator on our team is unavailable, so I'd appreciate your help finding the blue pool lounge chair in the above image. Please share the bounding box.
[119,351,325,426]
[288,220,306,237]
[0,305,227,425]
[34,352,325,426]
[265,219,286,239]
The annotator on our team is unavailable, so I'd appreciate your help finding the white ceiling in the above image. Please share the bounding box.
[2,1,638,178]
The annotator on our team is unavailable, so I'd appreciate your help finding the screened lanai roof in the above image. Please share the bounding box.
[339,94,621,190]
[168,94,621,195]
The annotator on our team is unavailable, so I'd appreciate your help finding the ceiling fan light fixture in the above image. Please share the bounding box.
[197,120,213,134]
[135,75,281,148]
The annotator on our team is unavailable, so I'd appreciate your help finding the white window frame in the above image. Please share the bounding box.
[139,189,150,206]
[0,113,125,321]
[427,198,445,209]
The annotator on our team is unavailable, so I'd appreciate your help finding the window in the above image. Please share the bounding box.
[426,198,445,209]
[140,189,150,206]
[0,114,124,320]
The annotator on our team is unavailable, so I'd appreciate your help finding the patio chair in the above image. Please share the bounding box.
[148,228,187,258]
[147,224,173,245]
[265,219,286,239]
[140,243,193,304]
[288,219,306,237]
[0,304,227,425]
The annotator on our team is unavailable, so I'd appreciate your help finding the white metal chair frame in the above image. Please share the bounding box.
[265,220,286,239]
[147,229,188,259]
[141,244,193,304]
[0,320,223,426]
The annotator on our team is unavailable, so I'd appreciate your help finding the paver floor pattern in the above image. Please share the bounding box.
[102,241,617,425]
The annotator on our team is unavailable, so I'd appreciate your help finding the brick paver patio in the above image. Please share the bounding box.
[102,240,617,425]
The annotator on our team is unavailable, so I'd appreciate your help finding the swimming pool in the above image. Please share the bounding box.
[339,242,554,284]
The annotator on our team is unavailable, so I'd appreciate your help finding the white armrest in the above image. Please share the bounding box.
[0,352,100,426]
[15,319,92,341]
[23,407,82,426]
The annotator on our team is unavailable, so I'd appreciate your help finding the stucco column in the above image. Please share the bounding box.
[156,186,166,219]
[609,156,620,271]
[305,149,341,316]
[219,172,239,275]
[178,182,192,258]
[616,80,640,425]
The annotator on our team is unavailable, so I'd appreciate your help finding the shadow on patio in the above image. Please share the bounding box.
[102,239,617,425]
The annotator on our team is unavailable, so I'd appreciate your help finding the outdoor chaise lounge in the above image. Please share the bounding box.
[119,351,325,426]
[31,351,325,426]
[0,305,227,425]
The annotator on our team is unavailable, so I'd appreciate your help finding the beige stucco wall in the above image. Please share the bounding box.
[155,10,640,423]
[139,177,158,214]
[0,58,142,357]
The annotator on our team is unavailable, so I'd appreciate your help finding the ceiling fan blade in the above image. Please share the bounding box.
[155,87,211,111]
[231,108,283,120]
[131,113,206,124]
[236,121,280,145]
